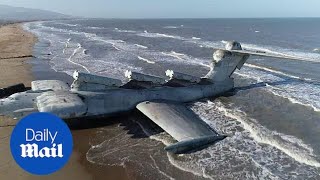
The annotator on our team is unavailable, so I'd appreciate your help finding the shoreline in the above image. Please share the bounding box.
[0,23,128,180]
[0,23,35,87]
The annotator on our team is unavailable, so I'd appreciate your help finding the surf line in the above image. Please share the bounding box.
[67,43,90,73]
[138,56,155,64]
[213,101,320,168]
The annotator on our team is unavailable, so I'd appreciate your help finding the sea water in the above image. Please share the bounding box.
[24,18,320,179]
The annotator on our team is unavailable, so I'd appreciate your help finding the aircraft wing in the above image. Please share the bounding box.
[136,101,226,154]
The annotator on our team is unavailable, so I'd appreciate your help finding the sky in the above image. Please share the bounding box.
[0,0,320,19]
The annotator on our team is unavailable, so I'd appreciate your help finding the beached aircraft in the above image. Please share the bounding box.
[0,41,309,154]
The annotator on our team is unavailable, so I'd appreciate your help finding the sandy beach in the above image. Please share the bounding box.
[0,24,128,180]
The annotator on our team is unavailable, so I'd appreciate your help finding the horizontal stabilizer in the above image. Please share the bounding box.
[136,101,224,153]
[216,48,316,61]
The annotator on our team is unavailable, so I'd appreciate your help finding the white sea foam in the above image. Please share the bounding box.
[236,65,320,112]
[163,26,179,29]
[192,37,201,40]
[313,48,320,52]
[161,100,320,179]
[55,22,79,27]
[245,63,301,80]
[160,51,210,68]
[193,40,224,49]
[155,33,175,38]
[134,44,148,49]
[114,28,136,33]
[112,44,121,51]
[161,51,186,60]
[138,56,155,64]
[62,38,72,54]
[211,101,320,168]
[88,26,104,30]
[67,43,90,73]
[137,31,184,40]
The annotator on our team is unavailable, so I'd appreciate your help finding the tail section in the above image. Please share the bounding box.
[204,41,250,82]
[204,40,316,82]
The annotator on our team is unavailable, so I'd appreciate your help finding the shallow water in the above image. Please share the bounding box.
[24,18,320,179]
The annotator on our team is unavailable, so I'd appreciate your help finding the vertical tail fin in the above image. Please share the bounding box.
[204,40,315,82]
[204,41,250,82]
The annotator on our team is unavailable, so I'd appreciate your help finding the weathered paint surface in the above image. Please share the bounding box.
[0,41,265,153]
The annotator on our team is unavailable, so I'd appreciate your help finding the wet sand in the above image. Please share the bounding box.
[0,24,128,180]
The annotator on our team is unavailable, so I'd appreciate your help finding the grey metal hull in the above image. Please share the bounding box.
[76,78,234,117]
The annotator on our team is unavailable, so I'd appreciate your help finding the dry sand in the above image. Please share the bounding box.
[0,24,128,180]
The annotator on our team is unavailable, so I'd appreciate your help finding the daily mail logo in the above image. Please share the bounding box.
[20,129,63,158]
[10,113,73,175]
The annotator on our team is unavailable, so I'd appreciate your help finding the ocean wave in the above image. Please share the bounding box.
[87,35,125,51]
[163,26,179,29]
[114,28,136,33]
[62,38,72,54]
[32,22,94,38]
[134,44,148,49]
[88,26,105,30]
[193,40,224,49]
[163,100,320,179]
[245,63,301,80]
[161,51,187,60]
[313,48,320,53]
[66,43,90,73]
[192,37,201,40]
[137,31,184,40]
[138,56,155,64]
[244,63,320,85]
[55,22,79,27]
[198,40,320,63]
[236,66,320,112]
[211,101,320,168]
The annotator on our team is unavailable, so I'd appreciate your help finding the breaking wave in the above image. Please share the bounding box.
[210,101,320,168]
[138,56,155,64]
[114,27,137,33]
[192,37,201,40]
[236,65,320,112]
[134,44,148,49]
[161,51,186,60]
[163,26,179,29]
[313,48,320,53]
[66,43,90,73]
[137,31,184,40]
[54,22,79,27]
[144,100,320,179]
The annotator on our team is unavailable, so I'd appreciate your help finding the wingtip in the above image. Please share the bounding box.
[164,135,227,154]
